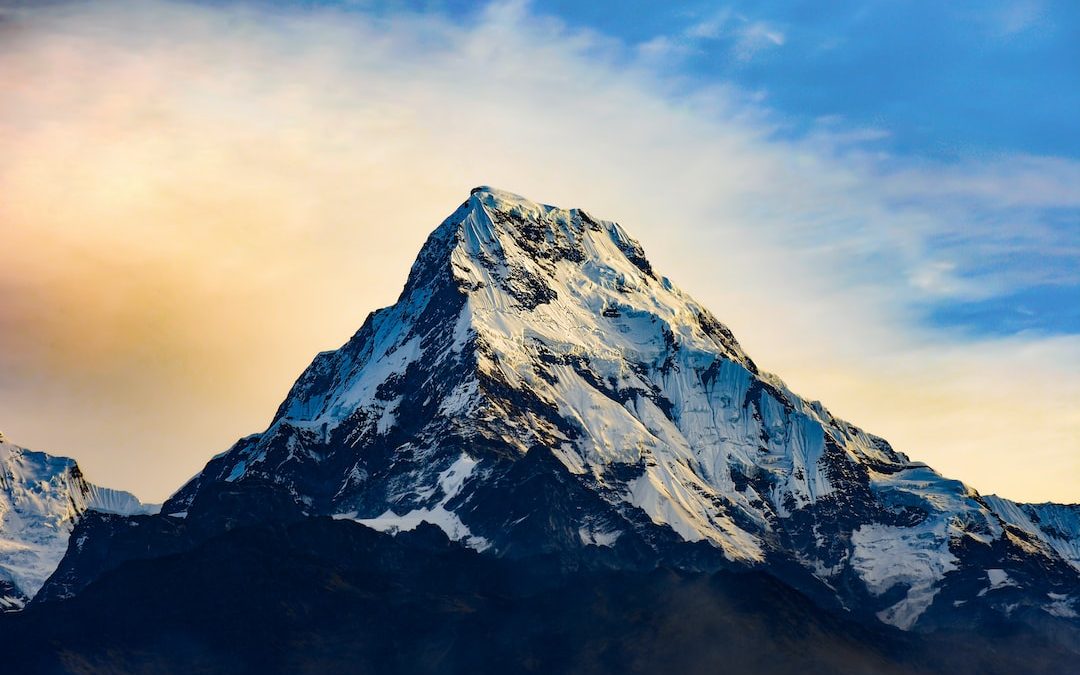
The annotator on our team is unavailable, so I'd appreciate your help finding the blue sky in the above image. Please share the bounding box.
[541,1,1080,153]
[534,0,1080,338]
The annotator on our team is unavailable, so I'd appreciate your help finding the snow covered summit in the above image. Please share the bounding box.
[73,187,1080,630]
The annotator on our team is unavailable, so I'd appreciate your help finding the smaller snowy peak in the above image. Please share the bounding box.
[0,439,156,609]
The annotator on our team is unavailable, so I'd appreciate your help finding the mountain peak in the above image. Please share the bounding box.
[153,188,1080,632]
[461,185,653,271]
[468,184,529,203]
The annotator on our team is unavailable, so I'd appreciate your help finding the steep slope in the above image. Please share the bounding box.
[44,188,1080,632]
[0,434,156,609]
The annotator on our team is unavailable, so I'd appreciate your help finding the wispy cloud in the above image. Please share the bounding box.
[0,0,1076,502]
[685,7,786,61]
[635,5,786,65]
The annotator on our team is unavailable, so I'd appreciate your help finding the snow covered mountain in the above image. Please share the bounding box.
[0,433,156,609]
[43,188,1080,633]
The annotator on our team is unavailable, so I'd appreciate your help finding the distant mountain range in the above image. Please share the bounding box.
[2,188,1076,673]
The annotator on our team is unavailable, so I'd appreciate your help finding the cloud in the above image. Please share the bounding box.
[0,0,1076,502]
[635,34,691,64]
[685,7,786,61]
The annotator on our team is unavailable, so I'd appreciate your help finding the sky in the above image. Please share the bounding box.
[0,0,1076,503]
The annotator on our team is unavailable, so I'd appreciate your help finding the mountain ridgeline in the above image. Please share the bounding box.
[4,188,1077,673]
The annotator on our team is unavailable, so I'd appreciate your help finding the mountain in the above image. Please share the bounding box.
[0,433,157,610]
[24,188,1080,649]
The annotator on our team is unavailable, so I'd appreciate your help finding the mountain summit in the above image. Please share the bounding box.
[40,188,1080,634]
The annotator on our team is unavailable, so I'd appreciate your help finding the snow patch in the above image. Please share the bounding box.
[1045,593,1077,618]
[578,526,622,547]
[336,453,489,551]
[376,396,402,435]
[850,522,958,630]
[987,568,1017,589]
[225,460,247,482]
